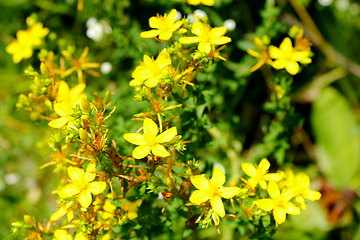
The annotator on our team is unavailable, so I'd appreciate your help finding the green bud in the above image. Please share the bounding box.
[79,128,89,144]
[24,215,35,226]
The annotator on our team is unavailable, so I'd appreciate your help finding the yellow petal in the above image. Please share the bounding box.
[167,9,177,24]
[85,163,97,182]
[273,207,287,225]
[87,181,106,195]
[187,0,201,5]
[70,83,86,101]
[48,117,69,128]
[171,20,183,32]
[190,175,209,190]
[54,102,72,116]
[211,195,225,217]
[68,166,84,182]
[128,211,138,220]
[211,36,231,45]
[268,45,283,59]
[156,127,177,143]
[140,30,161,38]
[210,26,227,38]
[284,202,301,215]
[78,189,92,208]
[179,37,201,44]
[159,31,173,40]
[211,167,226,187]
[264,173,283,182]
[247,178,258,188]
[151,144,171,157]
[149,16,162,29]
[267,181,280,199]
[198,41,211,53]
[218,187,241,199]
[143,118,158,137]
[74,232,88,240]
[191,21,204,37]
[259,180,268,189]
[59,184,81,198]
[241,162,256,177]
[250,59,266,72]
[296,173,310,188]
[132,145,151,159]
[54,229,72,240]
[247,49,261,58]
[258,158,270,174]
[285,61,299,75]
[51,208,67,221]
[292,51,308,61]
[57,81,70,100]
[67,209,74,222]
[123,133,146,145]
[202,0,215,6]
[145,75,160,88]
[272,59,288,70]
[255,199,275,211]
[254,37,264,49]
[189,190,209,203]
[303,190,321,201]
[295,195,306,210]
[279,37,293,52]
[282,187,296,202]
[156,52,172,69]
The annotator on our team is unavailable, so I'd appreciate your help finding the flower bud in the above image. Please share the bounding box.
[79,128,89,144]
[40,62,48,76]
[24,215,35,226]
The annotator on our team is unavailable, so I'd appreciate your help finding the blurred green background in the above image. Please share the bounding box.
[1,0,360,239]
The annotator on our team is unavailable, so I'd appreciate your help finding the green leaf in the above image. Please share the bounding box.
[311,87,360,189]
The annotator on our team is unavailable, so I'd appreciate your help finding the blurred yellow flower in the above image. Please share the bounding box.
[255,181,300,226]
[99,199,117,220]
[6,22,49,63]
[187,0,215,6]
[121,199,143,220]
[179,21,231,54]
[247,36,273,72]
[241,158,282,189]
[284,169,321,210]
[268,37,311,75]
[130,52,172,88]
[123,118,178,159]
[140,9,183,40]
[189,167,241,219]
[58,164,107,208]
[61,47,100,83]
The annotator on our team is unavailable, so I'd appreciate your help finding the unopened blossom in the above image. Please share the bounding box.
[123,118,178,159]
[189,167,242,219]
[58,164,106,208]
[241,158,282,189]
[268,37,311,75]
[140,9,183,40]
[255,181,301,226]
[179,21,231,54]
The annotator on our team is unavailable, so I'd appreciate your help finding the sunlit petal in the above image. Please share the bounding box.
[190,175,209,190]
[218,187,241,199]
[211,195,225,217]
[189,190,209,203]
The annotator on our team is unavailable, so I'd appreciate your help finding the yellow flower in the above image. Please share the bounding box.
[58,164,107,208]
[130,52,172,88]
[54,229,72,240]
[140,9,183,40]
[51,201,75,222]
[74,232,88,240]
[255,181,301,226]
[268,37,311,75]
[179,21,231,54]
[56,81,86,105]
[247,36,273,72]
[99,199,117,220]
[187,0,215,6]
[48,81,86,128]
[27,22,50,46]
[284,169,321,210]
[123,118,178,159]
[5,22,49,64]
[6,31,34,64]
[121,199,143,220]
[189,167,242,218]
[241,158,282,189]
[61,47,100,83]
